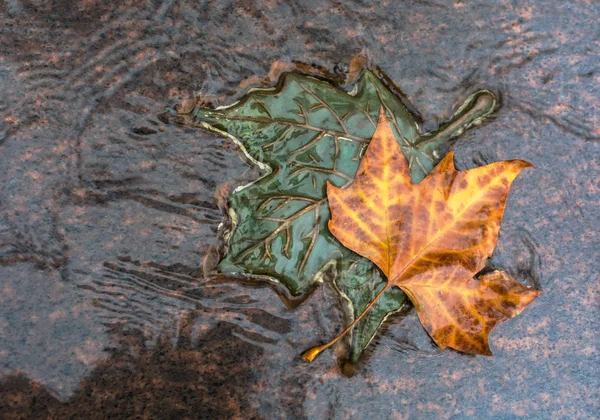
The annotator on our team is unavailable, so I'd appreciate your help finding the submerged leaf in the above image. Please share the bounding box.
[177,67,498,361]
[303,110,539,360]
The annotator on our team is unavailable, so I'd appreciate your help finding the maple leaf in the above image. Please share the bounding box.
[176,66,499,361]
[302,110,540,361]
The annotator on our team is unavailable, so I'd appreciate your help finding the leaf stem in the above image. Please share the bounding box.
[301,280,390,362]
[414,90,496,148]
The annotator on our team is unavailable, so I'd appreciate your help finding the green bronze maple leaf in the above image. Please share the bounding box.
[176,68,497,362]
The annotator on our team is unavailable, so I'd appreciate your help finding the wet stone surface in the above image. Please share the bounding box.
[1,1,599,418]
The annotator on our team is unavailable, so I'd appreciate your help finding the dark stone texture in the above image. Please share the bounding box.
[0,0,598,418]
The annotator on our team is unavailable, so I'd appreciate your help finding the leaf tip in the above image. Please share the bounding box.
[482,347,493,357]
[522,287,543,307]
[506,159,535,176]
[326,180,344,205]
[377,106,387,123]
[515,159,535,170]
[439,149,456,170]
[325,180,335,192]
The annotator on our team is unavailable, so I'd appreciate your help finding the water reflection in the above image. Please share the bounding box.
[1,0,598,417]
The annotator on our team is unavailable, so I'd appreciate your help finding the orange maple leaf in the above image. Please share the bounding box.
[302,110,541,361]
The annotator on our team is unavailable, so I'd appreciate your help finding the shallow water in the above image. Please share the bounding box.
[1,1,599,418]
